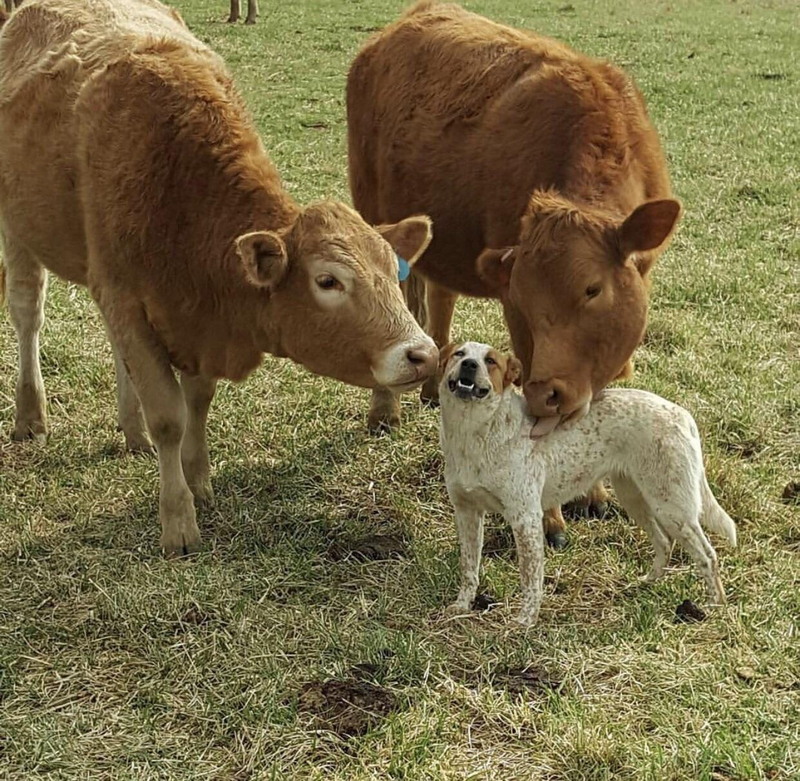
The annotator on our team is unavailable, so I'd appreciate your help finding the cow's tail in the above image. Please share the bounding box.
[0,260,5,305]
[699,474,737,547]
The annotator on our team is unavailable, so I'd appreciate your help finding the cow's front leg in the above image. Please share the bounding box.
[543,505,567,549]
[227,0,240,23]
[111,338,154,454]
[5,240,48,442]
[446,500,486,616]
[420,281,459,406]
[97,293,200,556]
[367,386,400,435]
[509,508,545,626]
[244,0,258,24]
[180,372,217,503]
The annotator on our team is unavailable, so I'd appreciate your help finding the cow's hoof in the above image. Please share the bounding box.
[546,530,568,550]
[420,394,440,409]
[161,526,202,558]
[367,411,400,436]
[190,481,215,506]
[12,423,47,443]
[564,500,608,521]
[245,17,256,24]
[125,437,156,456]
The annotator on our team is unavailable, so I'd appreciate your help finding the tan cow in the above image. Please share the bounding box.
[0,0,437,556]
[347,1,681,545]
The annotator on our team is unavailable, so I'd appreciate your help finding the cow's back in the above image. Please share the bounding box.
[347,1,672,296]
[0,0,211,283]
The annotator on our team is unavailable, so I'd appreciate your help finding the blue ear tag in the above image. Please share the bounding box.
[397,255,411,282]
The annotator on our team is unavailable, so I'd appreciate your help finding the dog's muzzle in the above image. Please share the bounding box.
[448,358,490,400]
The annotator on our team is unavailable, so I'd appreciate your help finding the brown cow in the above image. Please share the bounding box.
[347,1,681,545]
[0,0,437,556]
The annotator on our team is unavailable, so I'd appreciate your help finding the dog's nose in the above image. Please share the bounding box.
[460,358,479,372]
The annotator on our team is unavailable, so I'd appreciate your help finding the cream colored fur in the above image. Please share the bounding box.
[439,342,736,626]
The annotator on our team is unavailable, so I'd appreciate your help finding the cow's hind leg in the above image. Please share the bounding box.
[98,294,200,556]
[110,338,154,454]
[180,372,217,503]
[227,0,241,23]
[4,239,48,442]
[245,0,258,24]
[420,281,458,405]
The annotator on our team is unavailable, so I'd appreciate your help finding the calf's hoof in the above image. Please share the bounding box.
[161,524,202,558]
[419,380,440,408]
[367,412,400,436]
[546,530,568,550]
[564,499,608,520]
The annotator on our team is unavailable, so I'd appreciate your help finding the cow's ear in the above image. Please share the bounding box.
[438,342,458,373]
[377,216,433,265]
[236,231,289,290]
[618,199,682,259]
[504,355,522,387]
[477,246,516,293]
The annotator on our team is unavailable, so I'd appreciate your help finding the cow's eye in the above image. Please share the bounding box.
[316,274,343,291]
[485,356,496,366]
[585,285,602,299]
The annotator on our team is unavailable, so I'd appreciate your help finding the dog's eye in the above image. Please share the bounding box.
[453,350,465,358]
[485,356,496,366]
[316,274,343,291]
[585,285,602,299]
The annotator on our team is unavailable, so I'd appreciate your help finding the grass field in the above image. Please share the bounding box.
[1,0,798,778]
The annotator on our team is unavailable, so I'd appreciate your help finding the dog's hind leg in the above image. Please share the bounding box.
[652,500,726,604]
[446,500,485,616]
[612,475,672,582]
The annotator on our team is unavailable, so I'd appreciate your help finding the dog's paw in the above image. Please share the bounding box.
[444,601,471,619]
[514,611,538,628]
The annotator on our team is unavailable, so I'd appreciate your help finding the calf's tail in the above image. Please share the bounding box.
[699,474,737,547]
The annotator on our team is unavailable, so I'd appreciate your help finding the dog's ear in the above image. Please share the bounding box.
[504,355,522,387]
[438,342,458,373]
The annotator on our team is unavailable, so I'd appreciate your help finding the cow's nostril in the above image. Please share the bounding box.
[545,389,560,408]
[406,348,428,365]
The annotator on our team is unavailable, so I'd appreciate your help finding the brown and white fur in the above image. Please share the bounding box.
[438,342,736,626]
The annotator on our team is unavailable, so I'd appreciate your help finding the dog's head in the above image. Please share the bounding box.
[438,341,522,404]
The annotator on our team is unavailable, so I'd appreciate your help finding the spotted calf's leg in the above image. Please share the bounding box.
[4,239,48,442]
[445,499,486,616]
[180,372,217,504]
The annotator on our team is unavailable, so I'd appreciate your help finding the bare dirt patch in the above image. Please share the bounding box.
[297,679,398,736]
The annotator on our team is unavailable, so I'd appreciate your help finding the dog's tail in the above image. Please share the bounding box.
[699,474,737,547]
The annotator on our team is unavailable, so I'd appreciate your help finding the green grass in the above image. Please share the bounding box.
[1,0,798,778]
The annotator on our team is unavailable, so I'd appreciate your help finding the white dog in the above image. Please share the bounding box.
[438,341,737,626]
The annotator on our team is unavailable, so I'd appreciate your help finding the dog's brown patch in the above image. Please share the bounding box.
[486,349,522,393]
[438,342,460,374]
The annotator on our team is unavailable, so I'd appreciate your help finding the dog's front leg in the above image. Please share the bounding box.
[508,508,545,627]
[446,499,485,616]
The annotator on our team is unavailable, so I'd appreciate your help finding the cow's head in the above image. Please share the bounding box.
[478,190,681,418]
[236,201,437,390]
